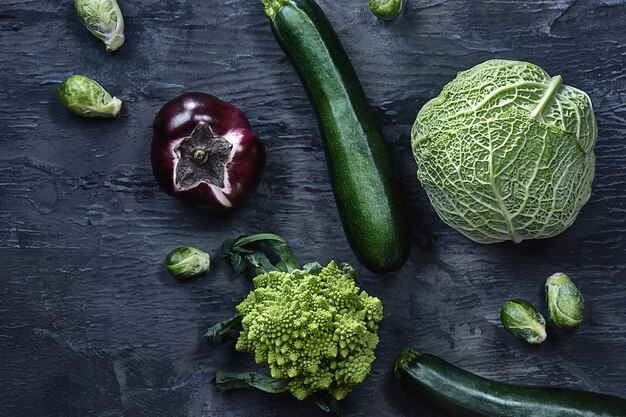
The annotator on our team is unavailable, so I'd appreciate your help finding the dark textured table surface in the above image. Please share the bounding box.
[1,0,626,416]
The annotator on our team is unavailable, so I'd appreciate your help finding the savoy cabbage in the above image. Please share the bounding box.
[412,60,596,243]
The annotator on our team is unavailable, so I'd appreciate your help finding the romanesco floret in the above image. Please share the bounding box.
[234,261,383,401]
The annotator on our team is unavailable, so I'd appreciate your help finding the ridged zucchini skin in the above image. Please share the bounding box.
[394,348,626,417]
[265,0,411,274]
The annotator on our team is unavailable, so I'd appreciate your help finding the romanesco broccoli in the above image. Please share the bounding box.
[234,261,383,401]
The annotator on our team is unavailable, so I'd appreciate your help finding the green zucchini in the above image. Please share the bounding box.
[262,0,411,274]
[394,348,626,417]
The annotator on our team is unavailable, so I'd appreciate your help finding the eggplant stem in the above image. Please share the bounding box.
[193,149,209,164]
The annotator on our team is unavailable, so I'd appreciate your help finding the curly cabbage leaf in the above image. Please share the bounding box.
[411,60,597,243]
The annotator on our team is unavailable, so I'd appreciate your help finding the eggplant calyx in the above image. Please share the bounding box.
[173,122,233,190]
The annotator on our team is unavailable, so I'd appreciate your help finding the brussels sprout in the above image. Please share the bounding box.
[57,75,122,118]
[74,0,125,52]
[165,247,211,279]
[368,0,403,20]
[500,299,547,344]
[545,273,584,330]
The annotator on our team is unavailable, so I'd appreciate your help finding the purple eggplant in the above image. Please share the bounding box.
[151,93,265,210]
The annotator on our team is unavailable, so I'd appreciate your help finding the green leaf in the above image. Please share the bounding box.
[367,369,387,378]
[219,233,299,275]
[301,262,323,275]
[262,239,299,272]
[214,371,289,394]
[204,315,243,344]
[341,263,357,281]
[219,235,244,257]
[312,392,343,416]
[232,233,285,246]
[244,252,280,275]
[229,253,246,275]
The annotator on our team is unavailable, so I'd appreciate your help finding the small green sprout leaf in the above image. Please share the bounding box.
[300,262,324,276]
[244,252,281,275]
[57,75,122,118]
[214,371,289,394]
[214,370,343,415]
[312,392,344,416]
[204,315,243,345]
[341,263,357,281]
[218,235,244,257]
[368,0,403,20]
[219,233,299,275]
[165,247,210,279]
[367,369,387,378]
[74,0,125,52]
[546,273,585,330]
[500,299,547,344]
[229,252,246,275]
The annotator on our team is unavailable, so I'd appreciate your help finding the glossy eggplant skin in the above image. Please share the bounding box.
[394,348,626,417]
[266,0,411,274]
[152,93,265,210]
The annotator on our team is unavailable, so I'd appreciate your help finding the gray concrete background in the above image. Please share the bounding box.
[1,0,625,416]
